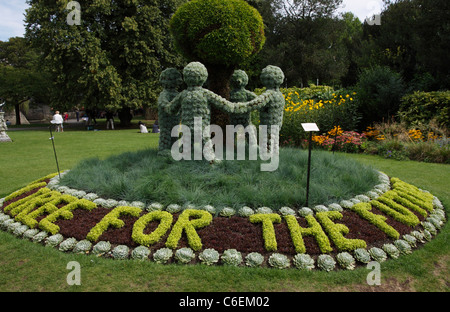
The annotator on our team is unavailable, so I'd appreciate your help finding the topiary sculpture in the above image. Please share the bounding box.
[169,0,266,129]
[229,70,257,126]
[162,62,236,162]
[157,68,183,156]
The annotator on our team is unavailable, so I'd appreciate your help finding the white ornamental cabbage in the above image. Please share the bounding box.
[46,234,64,247]
[112,245,130,260]
[368,247,387,263]
[175,247,195,264]
[336,252,356,270]
[153,248,173,264]
[199,248,220,266]
[131,246,151,260]
[221,249,242,266]
[92,241,112,255]
[268,253,290,269]
[59,238,78,252]
[245,252,265,268]
[293,254,315,270]
[73,240,92,254]
[317,255,336,272]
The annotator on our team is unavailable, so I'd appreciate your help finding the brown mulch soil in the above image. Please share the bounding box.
[1,182,427,259]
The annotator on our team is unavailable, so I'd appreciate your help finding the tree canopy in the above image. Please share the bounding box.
[0,37,50,125]
[25,0,186,122]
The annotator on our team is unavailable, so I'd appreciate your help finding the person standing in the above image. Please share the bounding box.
[52,111,64,132]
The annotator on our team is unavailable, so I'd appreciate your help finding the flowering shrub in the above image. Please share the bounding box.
[255,85,359,147]
[312,128,366,153]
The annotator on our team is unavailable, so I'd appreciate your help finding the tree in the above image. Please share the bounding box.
[25,0,186,125]
[0,37,49,125]
[258,0,349,87]
[169,0,266,128]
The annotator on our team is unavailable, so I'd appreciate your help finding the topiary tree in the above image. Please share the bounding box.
[169,0,266,128]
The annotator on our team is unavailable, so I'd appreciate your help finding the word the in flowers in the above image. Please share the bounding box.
[171,117,280,172]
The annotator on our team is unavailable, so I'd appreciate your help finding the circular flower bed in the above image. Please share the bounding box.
[0,171,446,271]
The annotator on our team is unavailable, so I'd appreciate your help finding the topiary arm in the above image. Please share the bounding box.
[234,91,273,113]
[163,91,184,115]
[203,89,236,113]
[245,90,257,101]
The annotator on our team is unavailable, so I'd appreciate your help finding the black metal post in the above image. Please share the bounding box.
[49,125,61,179]
[305,131,313,207]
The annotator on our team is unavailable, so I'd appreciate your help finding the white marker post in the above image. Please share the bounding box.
[302,123,320,207]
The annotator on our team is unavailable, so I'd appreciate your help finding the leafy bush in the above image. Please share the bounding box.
[399,91,450,128]
[170,0,265,66]
[356,66,405,129]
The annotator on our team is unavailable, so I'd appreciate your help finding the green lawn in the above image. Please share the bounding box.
[0,129,448,292]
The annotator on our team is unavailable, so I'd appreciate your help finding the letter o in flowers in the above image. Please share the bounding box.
[132,211,173,247]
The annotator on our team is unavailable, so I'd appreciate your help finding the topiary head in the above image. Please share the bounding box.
[183,62,208,87]
[160,68,183,89]
[170,0,265,67]
[260,65,285,89]
[230,70,249,89]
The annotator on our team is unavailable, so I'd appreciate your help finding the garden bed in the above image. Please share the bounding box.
[0,169,446,271]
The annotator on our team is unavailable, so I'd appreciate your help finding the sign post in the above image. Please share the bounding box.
[301,123,320,207]
[50,121,62,179]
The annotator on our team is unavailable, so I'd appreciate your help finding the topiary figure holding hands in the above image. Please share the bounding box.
[163,62,236,162]
[157,68,183,156]
[229,70,257,126]
[234,65,286,150]
[229,69,258,146]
